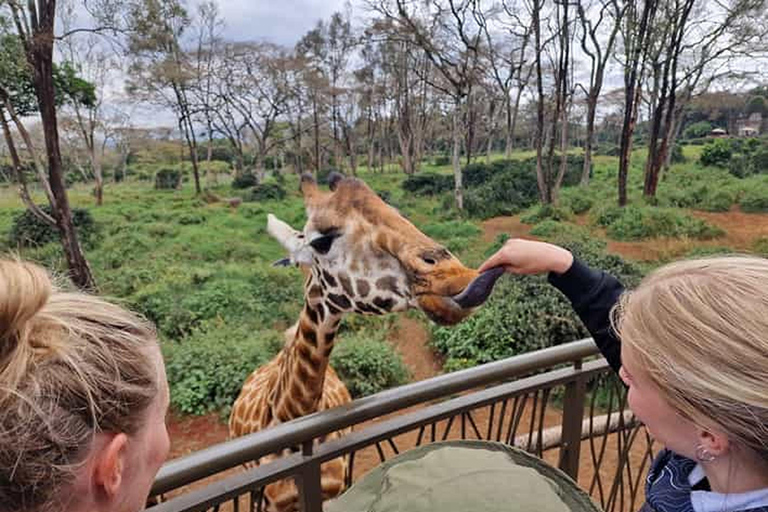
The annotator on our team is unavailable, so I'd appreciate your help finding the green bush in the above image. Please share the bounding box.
[739,188,768,212]
[699,189,734,212]
[670,144,686,164]
[520,204,572,224]
[700,139,733,167]
[432,221,642,370]
[421,221,482,240]
[431,276,588,369]
[245,183,287,202]
[753,237,768,256]
[155,168,182,189]
[131,267,301,339]
[566,194,594,215]
[605,206,724,241]
[8,205,98,248]
[163,325,282,415]
[331,331,410,398]
[232,173,259,189]
[682,121,712,139]
[402,173,454,196]
[463,160,540,219]
[433,155,451,166]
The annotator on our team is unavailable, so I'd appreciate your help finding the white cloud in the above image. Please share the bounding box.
[207,0,350,46]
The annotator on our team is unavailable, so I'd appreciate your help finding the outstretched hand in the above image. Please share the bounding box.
[478,238,574,276]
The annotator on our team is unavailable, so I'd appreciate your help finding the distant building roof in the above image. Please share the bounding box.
[710,128,728,135]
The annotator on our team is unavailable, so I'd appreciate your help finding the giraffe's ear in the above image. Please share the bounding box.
[266,214,313,265]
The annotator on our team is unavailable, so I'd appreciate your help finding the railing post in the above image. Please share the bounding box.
[558,360,587,480]
[297,441,323,512]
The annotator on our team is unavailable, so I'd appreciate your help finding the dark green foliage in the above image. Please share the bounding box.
[753,237,768,256]
[9,206,98,248]
[520,204,572,224]
[131,268,301,339]
[401,173,454,196]
[163,326,282,415]
[155,168,182,189]
[739,188,768,212]
[331,332,410,398]
[232,173,258,189]
[700,139,733,167]
[670,144,686,164]
[682,121,713,140]
[433,155,451,166]
[599,206,724,241]
[432,223,642,371]
[431,275,589,370]
[566,194,594,215]
[699,190,734,212]
[244,183,287,202]
[463,160,539,219]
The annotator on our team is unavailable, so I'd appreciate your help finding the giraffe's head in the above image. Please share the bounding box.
[268,173,500,326]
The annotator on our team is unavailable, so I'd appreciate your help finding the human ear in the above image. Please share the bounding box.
[93,433,129,498]
[697,428,730,459]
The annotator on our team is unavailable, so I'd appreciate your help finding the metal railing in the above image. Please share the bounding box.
[147,338,656,512]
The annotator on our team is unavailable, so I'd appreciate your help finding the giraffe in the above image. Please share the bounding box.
[229,173,502,512]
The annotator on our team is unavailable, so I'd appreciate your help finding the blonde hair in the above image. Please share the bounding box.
[615,256,768,459]
[0,260,160,512]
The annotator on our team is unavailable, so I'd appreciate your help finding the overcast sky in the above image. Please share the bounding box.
[208,0,351,46]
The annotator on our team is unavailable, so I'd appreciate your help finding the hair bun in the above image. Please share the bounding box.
[0,260,53,368]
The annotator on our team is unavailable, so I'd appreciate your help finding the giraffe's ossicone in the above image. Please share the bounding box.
[229,173,502,512]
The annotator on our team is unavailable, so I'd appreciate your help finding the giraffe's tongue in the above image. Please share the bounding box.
[452,267,505,309]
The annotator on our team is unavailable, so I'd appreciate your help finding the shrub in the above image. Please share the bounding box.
[9,205,98,248]
[682,121,712,140]
[163,325,282,415]
[753,237,768,256]
[433,155,451,166]
[331,331,410,398]
[520,204,572,224]
[463,160,540,219]
[155,168,182,189]
[739,188,768,212]
[131,267,301,339]
[700,139,732,167]
[605,206,724,241]
[422,221,482,240]
[432,221,642,370]
[751,149,768,175]
[669,144,686,164]
[401,173,454,196]
[699,189,734,212]
[232,173,259,189]
[244,183,287,202]
[431,275,589,369]
[566,194,594,215]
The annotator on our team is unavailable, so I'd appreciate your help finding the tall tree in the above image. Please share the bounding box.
[617,0,658,206]
[576,0,626,185]
[376,0,484,210]
[643,0,768,198]
[128,0,202,194]
[1,0,95,289]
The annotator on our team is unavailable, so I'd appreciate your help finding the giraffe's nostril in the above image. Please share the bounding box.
[422,257,437,265]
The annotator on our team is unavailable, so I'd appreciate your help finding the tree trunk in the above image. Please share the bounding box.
[504,94,513,158]
[452,99,464,210]
[0,107,56,226]
[29,9,96,289]
[582,94,598,186]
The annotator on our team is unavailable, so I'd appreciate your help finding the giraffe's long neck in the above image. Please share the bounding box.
[272,301,342,423]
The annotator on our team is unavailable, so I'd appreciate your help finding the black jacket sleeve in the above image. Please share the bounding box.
[547,258,625,374]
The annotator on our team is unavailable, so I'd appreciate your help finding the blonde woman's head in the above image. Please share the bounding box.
[0,259,169,512]
[615,256,768,461]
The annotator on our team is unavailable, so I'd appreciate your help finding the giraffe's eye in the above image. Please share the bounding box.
[310,234,339,255]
